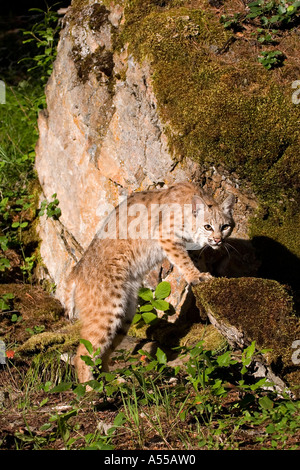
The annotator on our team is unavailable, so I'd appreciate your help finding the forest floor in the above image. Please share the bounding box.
[0,284,300,451]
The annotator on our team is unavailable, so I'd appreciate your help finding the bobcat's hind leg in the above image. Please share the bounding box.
[100,294,137,371]
[74,341,95,384]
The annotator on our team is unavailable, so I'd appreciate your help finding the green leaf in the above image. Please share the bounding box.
[261,15,269,25]
[80,338,94,355]
[11,313,22,322]
[138,287,153,301]
[0,299,10,310]
[141,311,158,324]
[266,423,276,433]
[139,304,154,312]
[250,378,268,390]
[156,347,167,364]
[80,355,94,366]
[270,15,280,22]
[217,350,235,367]
[278,5,286,14]
[259,395,274,410]
[132,313,142,324]
[0,236,8,251]
[151,299,170,311]
[113,411,126,428]
[40,422,52,431]
[244,341,256,359]
[287,4,295,13]
[73,383,87,398]
[4,293,14,300]
[155,281,171,299]
[0,258,10,272]
[86,380,103,393]
[49,381,72,393]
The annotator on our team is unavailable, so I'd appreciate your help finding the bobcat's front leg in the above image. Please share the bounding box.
[160,239,213,285]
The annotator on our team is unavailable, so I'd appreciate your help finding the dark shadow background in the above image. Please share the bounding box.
[252,236,300,315]
[0,1,70,84]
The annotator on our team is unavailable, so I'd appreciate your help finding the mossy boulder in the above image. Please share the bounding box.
[16,323,80,357]
[116,0,300,304]
[193,277,300,397]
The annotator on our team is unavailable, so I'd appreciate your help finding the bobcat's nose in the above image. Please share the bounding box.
[213,237,222,245]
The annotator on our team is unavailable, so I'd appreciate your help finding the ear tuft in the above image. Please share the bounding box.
[222,193,235,216]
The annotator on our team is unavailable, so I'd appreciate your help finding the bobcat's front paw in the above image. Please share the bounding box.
[190,273,213,285]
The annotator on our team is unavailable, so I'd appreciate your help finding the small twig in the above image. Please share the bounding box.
[215,36,237,55]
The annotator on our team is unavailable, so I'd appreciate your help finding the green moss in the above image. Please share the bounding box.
[16,323,80,356]
[193,278,300,396]
[129,317,226,351]
[118,0,300,261]
[179,323,226,351]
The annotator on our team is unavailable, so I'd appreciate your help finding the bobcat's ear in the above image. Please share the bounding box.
[192,195,213,216]
[222,193,235,216]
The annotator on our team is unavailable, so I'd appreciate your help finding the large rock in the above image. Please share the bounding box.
[193,278,300,397]
[35,1,257,306]
[35,2,186,301]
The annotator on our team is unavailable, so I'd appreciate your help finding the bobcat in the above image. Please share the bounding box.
[64,182,235,383]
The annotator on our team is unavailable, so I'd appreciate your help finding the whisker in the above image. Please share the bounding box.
[225,241,241,256]
[223,243,231,259]
[199,244,210,256]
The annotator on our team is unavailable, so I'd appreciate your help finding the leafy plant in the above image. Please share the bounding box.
[38,193,61,220]
[21,6,61,85]
[258,50,285,68]
[5,334,299,450]
[25,325,46,336]
[82,412,126,450]
[220,13,244,30]
[133,281,171,325]
[219,0,299,69]
[48,408,78,446]
[0,292,14,311]
[246,0,300,26]
[20,255,37,282]
[255,27,278,43]
[0,257,10,272]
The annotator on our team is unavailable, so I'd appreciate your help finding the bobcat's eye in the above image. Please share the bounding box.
[221,224,231,231]
[204,224,213,231]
